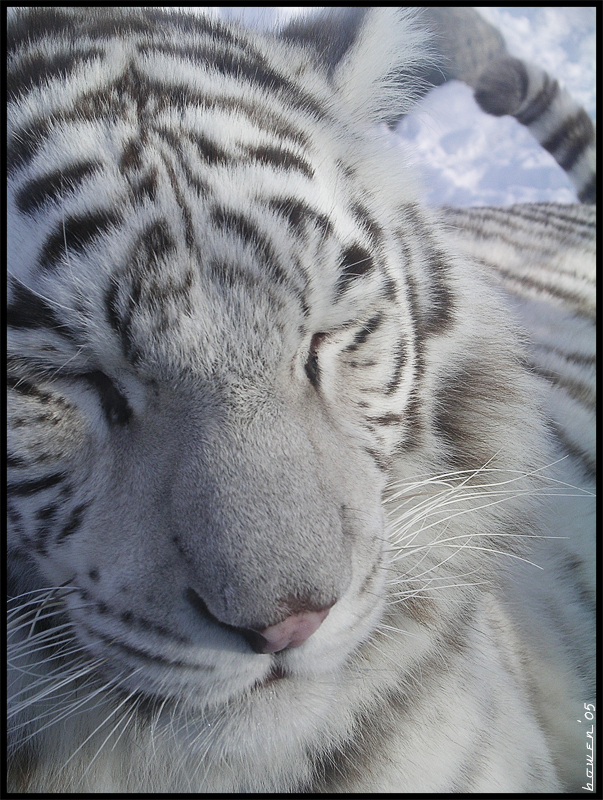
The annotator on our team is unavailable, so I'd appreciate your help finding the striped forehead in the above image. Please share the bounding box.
[8,13,396,374]
[7,14,330,175]
[94,172,388,375]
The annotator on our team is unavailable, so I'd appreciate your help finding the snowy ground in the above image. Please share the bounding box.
[211,7,596,207]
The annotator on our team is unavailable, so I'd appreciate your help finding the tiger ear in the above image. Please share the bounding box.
[280,7,432,123]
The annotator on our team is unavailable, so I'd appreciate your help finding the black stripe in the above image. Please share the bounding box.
[39,210,119,271]
[7,118,51,175]
[208,259,259,292]
[304,333,326,387]
[131,170,159,203]
[15,160,101,215]
[104,278,121,336]
[7,502,25,539]
[36,503,61,521]
[7,7,78,55]
[191,132,229,164]
[56,503,89,543]
[542,109,595,172]
[397,208,455,338]
[413,209,454,334]
[104,273,143,363]
[134,22,250,64]
[104,221,176,361]
[269,197,314,230]
[484,261,593,312]
[148,131,206,198]
[211,207,292,289]
[353,314,382,344]
[344,314,383,352]
[268,197,332,236]
[534,341,595,368]
[402,271,424,377]
[34,521,54,549]
[519,203,596,236]
[550,422,596,482]
[53,12,172,44]
[385,338,407,395]
[159,126,314,179]
[381,276,397,302]
[396,389,423,452]
[7,454,28,469]
[246,144,313,178]
[366,412,403,425]
[528,362,595,411]
[7,7,247,56]
[7,372,57,404]
[516,74,559,126]
[433,359,516,471]
[176,160,208,199]
[8,473,66,497]
[80,619,194,658]
[335,244,374,297]
[160,157,197,251]
[7,281,72,337]
[212,207,266,247]
[423,246,455,335]
[8,47,104,102]
[7,8,164,55]
[363,447,390,472]
[350,202,383,246]
[158,127,229,166]
[123,8,246,46]
[119,138,143,173]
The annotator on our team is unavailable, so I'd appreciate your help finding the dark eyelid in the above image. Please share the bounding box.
[82,370,132,425]
[305,332,327,386]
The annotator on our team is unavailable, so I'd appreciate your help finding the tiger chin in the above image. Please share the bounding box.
[7,7,594,793]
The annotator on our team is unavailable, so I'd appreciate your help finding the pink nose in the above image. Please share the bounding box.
[252,608,331,654]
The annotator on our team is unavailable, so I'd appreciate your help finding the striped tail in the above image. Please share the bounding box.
[475,56,596,203]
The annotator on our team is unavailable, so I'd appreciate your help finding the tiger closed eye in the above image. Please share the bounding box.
[305,333,326,385]
[83,370,132,425]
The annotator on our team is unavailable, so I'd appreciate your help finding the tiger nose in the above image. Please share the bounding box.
[244,608,331,654]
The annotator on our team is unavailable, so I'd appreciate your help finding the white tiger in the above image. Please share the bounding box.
[7,7,595,793]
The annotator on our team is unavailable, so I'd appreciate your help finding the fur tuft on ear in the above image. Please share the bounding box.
[281,7,434,124]
[333,7,433,122]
